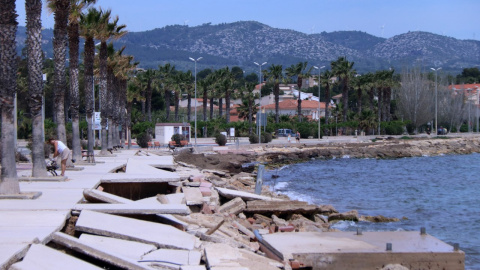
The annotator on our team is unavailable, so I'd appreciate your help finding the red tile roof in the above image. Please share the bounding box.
[262,99,325,110]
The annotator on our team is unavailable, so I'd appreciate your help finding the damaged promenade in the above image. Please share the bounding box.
[0,140,466,270]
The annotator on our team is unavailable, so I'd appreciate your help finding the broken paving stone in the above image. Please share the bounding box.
[79,234,157,260]
[245,200,319,215]
[215,187,283,202]
[183,187,204,206]
[199,187,212,197]
[9,244,102,270]
[83,188,133,204]
[75,210,198,250]
[204,243,282,270]
[157,193,185,204]
[141,249,202,266]
[218,197,246,216]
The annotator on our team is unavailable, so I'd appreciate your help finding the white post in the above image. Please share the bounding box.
[189,57,202,148]
[254,61,267,143]
[314,66,325,140]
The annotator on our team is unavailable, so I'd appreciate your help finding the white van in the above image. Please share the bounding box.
[277,129,294,137]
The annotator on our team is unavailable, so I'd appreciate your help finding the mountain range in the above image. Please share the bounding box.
[16,21,480,74]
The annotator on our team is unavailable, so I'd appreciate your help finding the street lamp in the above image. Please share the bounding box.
[431,67,441,135]
[189,57,202,147]
[254,61,267,143]
[314,65,325,140]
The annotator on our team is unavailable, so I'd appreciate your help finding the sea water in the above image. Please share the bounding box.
[263,153,480,269]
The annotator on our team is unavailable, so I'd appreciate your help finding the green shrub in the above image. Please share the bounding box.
[249,134,259,144]
[382,121,404,135]
[263,132,273,143]
[215,134,227,146]
[132,121,155,136]
[136,133,151,148]
[171,133,186,146]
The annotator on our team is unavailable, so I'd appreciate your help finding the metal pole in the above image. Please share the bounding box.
[189,57,202,147]
[254,61,267,144]
[314,66,325,140]
[431,67,441,135]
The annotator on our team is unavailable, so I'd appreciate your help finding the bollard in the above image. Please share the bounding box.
[356,228,362,235]
[386,243,392,251]
[236,138,240,151]
[420,227,426,235]
[255,165,265,195]
[453,243,460,251]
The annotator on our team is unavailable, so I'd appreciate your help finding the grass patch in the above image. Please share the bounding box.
[399,136,413,140]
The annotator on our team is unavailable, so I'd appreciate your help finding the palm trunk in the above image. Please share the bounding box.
[146,80,152,122]
[209,97,214,119]
[83,36,95,154]
[219,98,223,118]
[203,89,207,121]
[274,83,280,123]
[357,87,363,113]
[68,20,81,162]
[297,78,303,122]
[187,93,191,121]
[248,97,253,134]
[99,41,108,155]
[342,79,349,122]
[53,0,69,143]
[0,0,20,194]
[26,0,47,177]
[165,89,170,121]
[174,91,179,122]
[225,90,230,123]
[325,84,330,125]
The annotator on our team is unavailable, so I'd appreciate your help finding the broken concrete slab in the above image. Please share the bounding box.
[0,244,29,270]
[156,214,190,230]
[79,234,156,260]
[157,193,185,204]
[204,243,283,270]
[18,176,67,182]
[261,231,465,270]
[83,189,133,204]
[180,266,206,270]
[141,249,202,266]
[215,187,283,202]
[9,244,101,270]
[245,200,319,215]
[134,196,161,204]
[218,197,246,215]
[183,187,204,206]
[100,173,180,183]
[73,203,190,215]
[75,210,197,250]
[51,232,150,270]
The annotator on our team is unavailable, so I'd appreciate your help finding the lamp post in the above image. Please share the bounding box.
[431,67,441,135]
[314,66,325,140]
[254,61,267,143]
[189,57,202,147]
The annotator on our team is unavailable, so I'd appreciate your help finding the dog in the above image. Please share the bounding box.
[46,159,58,176]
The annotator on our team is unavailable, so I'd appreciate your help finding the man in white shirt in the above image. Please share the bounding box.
[48,138,71,177]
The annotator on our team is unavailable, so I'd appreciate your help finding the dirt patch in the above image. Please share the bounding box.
[175,152,256,174]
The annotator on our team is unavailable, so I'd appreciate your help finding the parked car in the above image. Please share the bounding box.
[277,129,294,137]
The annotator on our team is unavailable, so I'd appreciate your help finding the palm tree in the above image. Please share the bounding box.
[375,69,396,122]
[136,69,156,122]
[47,0,70,143]
[158,63,176,121]
[25,0,48,177]
[217,67,234,123]
[79,7,101,156]
[332,56,355,122]
[96,10,127,155]
[68,0,96,162]
[320,70,333,125]
[178,71,194,121]
[265,64,283,123]
[286,62,313,122]
[0,0,20,193]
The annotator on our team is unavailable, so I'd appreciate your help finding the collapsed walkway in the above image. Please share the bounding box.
[0,147,466,270]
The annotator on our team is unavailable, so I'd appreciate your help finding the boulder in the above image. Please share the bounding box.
[328,210,359,222]
[360,215,400,223]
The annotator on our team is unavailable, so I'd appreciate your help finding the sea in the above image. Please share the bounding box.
[263,153,480,270]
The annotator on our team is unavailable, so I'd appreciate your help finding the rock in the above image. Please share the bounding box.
[381,264,410,270]
[318,204,338,214]
[218,197,246,215]
[328,210,359,222]
[271,215,288,227]
[361,215,400,222]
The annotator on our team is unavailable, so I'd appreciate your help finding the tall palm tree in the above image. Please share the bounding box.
[158,63,176,121]
[137,69,156,122]
[96,10,127,155]
[47,0,70,143]
[0,0,20,193]
[217,67,234,123]
[68,0,96,162]
[320,70,333,125]
[26,0,47,177]
[332,56,355,122]
[79,7,101,157]
[286,61,313,122]
[265,64,283,123]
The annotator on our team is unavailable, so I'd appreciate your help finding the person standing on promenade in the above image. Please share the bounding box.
[48,138,71,177]
[296,131,300,143]
[288,133,291,143]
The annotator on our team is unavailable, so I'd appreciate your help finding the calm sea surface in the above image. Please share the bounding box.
[263,153,480,270]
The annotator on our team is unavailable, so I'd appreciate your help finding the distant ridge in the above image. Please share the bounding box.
[16,21,480,73]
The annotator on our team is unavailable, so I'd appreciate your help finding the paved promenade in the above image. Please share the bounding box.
[0,149,137,269]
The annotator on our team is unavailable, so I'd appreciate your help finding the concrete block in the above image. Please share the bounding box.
[83,189,133,204]
[51,232,149,270]
[199,187,212,197]
[216,187,283,202]
[75,210,197,250]
[183,187,204,206]
[218,197,246,215]
[79,234,156,260]
[73,203,190,215]
[9,244,101,270]
[157,193,185,204]
[245,200,319,215]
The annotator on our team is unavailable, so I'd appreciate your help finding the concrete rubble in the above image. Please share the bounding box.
[3,149,465,270]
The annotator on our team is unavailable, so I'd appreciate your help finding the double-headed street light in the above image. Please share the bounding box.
[314,65,325,140]
[431,67,441,135]
[254,61,267,144]
[189,57,202,147]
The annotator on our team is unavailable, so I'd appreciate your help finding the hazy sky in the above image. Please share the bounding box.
[15,0,480,40]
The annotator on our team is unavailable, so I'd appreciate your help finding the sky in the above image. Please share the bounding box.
[15,0,480,40]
